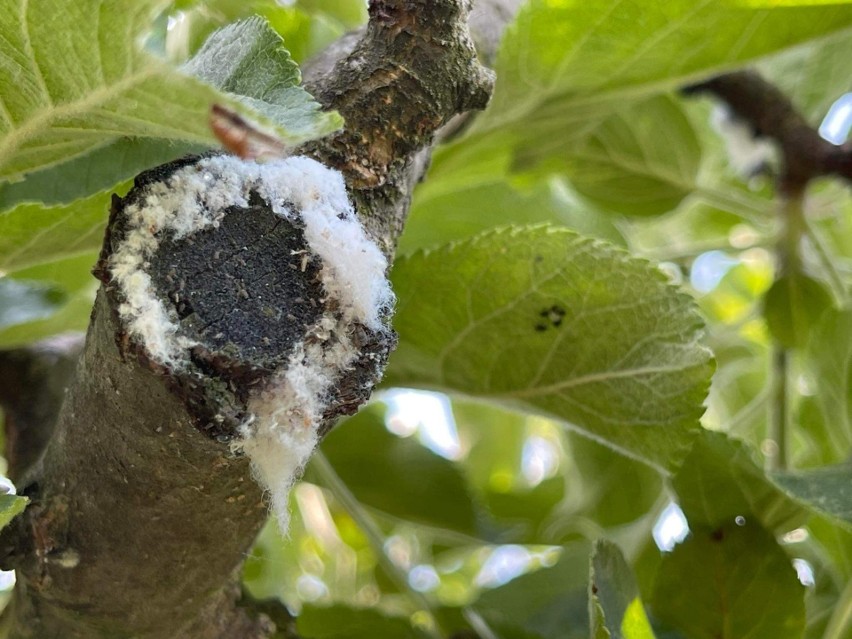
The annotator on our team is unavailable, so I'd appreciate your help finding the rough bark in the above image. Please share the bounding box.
[0,1,500,637]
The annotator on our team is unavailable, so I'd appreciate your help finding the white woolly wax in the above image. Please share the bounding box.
[108,155,394,531]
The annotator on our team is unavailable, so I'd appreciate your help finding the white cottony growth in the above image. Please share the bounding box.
[710,105,776,178]
[109,154,393,530]
[110,154,393,365]
[240,318,362,532]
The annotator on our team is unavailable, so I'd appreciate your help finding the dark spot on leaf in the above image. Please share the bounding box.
[535,323,547,332]
[538,304,567,328]
[711,528,724,542]
[591,584,598,595]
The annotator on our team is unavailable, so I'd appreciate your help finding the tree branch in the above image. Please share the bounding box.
[685,70,852,193]
[301,0,494,256]
[0,2,498,637]
[686,71,843,472]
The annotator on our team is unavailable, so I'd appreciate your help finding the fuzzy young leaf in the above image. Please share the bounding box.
[589,540,656,639]
[651,522,806,639]
[387,227,713,472]
[0,6,338,197]
[184,16,341,143]
[0,1,220,181]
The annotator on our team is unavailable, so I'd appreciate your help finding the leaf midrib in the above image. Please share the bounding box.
[476,25,852,140]
[0,63,185,180]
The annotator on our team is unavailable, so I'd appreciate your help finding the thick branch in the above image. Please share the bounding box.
[685,70,852,193]
[301,0,494,256]
[0,2,499,638]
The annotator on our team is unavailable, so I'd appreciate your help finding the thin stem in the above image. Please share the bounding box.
[766,194,805,472]
[767,346,788,471]
[823,578,852,639]
[695,186,772,223]
[311,452,445,639]
[462,608,502,639]
[805,222,848,302]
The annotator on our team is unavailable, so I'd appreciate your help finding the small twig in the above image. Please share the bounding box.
[311,452,445,639]
[685,72,851,472]
[767,346,788,471]
[766,193,806,472]
[685,71,852,192]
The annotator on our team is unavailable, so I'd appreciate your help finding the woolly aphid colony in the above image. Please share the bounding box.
[108,155,394,530]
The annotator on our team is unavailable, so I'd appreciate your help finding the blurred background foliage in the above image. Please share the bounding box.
[1,1,851,638]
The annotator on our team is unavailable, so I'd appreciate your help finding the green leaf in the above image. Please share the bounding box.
[517,95,701,217]
[651,522,806,639]
[427,0,852,207]
[402,173,624,255]
[0,493,27,530]
[772,464,852,530]
[589,540,656,639]
[0,277,66,329]
[477,0,852,139]
[470,542,592,639]
[0,188,114,272]
[386,226,714,472]
[568,433,663,530]
[297,605,424,639]
[803,309,852,463]
[0,252,99,347]
[0,139,201,211]
[0,1,219,180]
[0,5,337,185]
[671,430,805,533]
[763,272,834,349]
[451,401,566,542]
[184,16,342,143]
[309,404,484,538]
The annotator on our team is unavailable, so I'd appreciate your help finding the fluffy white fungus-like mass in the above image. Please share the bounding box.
[109,155,394,530]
